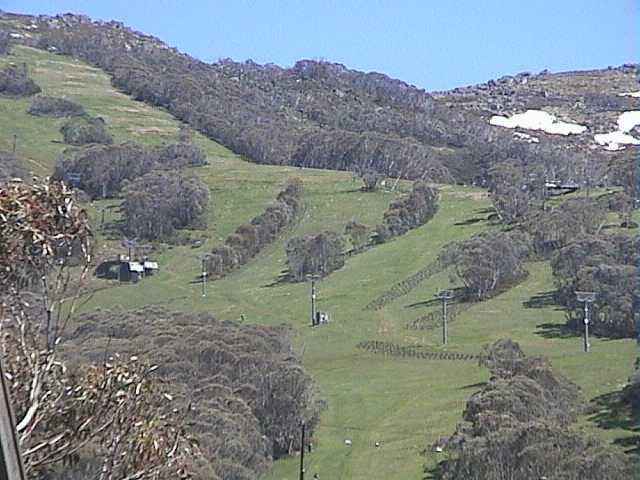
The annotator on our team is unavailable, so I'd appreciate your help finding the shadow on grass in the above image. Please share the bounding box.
[423,460,447,480]
[405,288,467,309]
[523,290,560,309]
[405,298,441,309]
[589,390,640,457]
[460,381,486,390]
[264,269,293,287]
[534,322,578,339]
[454,216,488,226]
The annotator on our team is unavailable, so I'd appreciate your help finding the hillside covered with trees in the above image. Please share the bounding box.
[2,10,636,190]
[0,8,637,480]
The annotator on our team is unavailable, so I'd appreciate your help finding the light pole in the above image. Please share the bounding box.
[435,290,454,345]
[306,274,320,327]
[575,291,597,352]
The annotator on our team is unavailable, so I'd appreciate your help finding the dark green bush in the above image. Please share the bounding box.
[0,150,27,181]
[0,63,41,96]
[60,115,112,145]
[286,230,345,281]
[28,96,85,117]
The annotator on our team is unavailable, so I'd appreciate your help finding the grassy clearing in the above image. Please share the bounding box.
[0,46,636,480]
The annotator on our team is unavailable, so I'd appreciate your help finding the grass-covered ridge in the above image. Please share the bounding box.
[0,45,636,480]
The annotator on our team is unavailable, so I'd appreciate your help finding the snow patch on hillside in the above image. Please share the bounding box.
[594,111,640,151]
[489,110,587,135]
[617,91,640,98]
[513,131,539,143]
[594,131,640,151]
[617,111,640,132]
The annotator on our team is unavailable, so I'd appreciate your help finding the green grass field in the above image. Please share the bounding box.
[1,45,637,480]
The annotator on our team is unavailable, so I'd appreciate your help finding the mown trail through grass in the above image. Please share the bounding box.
[0,45,636,480]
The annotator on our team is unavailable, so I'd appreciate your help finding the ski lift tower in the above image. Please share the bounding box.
[575,291,597,353]
[122,237,138,261]
[200,254,211,297]
[435,289,455,345]
[305,274,321,327]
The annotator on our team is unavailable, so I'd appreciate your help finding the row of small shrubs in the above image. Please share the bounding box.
[364,259,443,310]
[375,182,438,243]
[53,140,208,198]
[356,340,477,361]
[205,178,305,277]
[284,182,439,283]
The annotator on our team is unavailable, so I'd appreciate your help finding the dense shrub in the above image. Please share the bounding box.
[65,306,322,480]
[435,339,632,480]
[439,230,531,300]
[488,160,538,223]
[525,197,607,256]
[60,115,112,145]
[53,140,209,198]
[439,423,633,480]
[156,141,207,168]
[358,169,384,192]
[286,230,345,281]
[375,181,438,243]
[0,31,10,55]
[53,143,156,198]
[0,150,27,181]
[28,95,85,117]
[344,220,370,253]
[0,63,41,96]
[206,178,304,277]
[551,234,638,338]
[121,171,210,241]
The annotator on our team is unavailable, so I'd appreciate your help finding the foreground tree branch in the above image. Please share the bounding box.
[0,179,195,478]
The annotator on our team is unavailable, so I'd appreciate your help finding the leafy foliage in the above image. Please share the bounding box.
[65,306,322,479]
[156,141,207,168]
[205,178,304,277]
[0,30,10,55]
[439,231,531,300]
[344,220,370,253]
[435,339,632,480]
[375,182,438,243]
[28,96,86,117]
[0,150,28,181]
[28,14,616,187]
[525,197,607,257]
[358,169,384,192]
[121,170,210,241]
[0,62,41,96]
[53,140,207,198]
[0,178,194,479]
[551,234,638,338]
[60,115,112,145]
[286,230,345,281]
